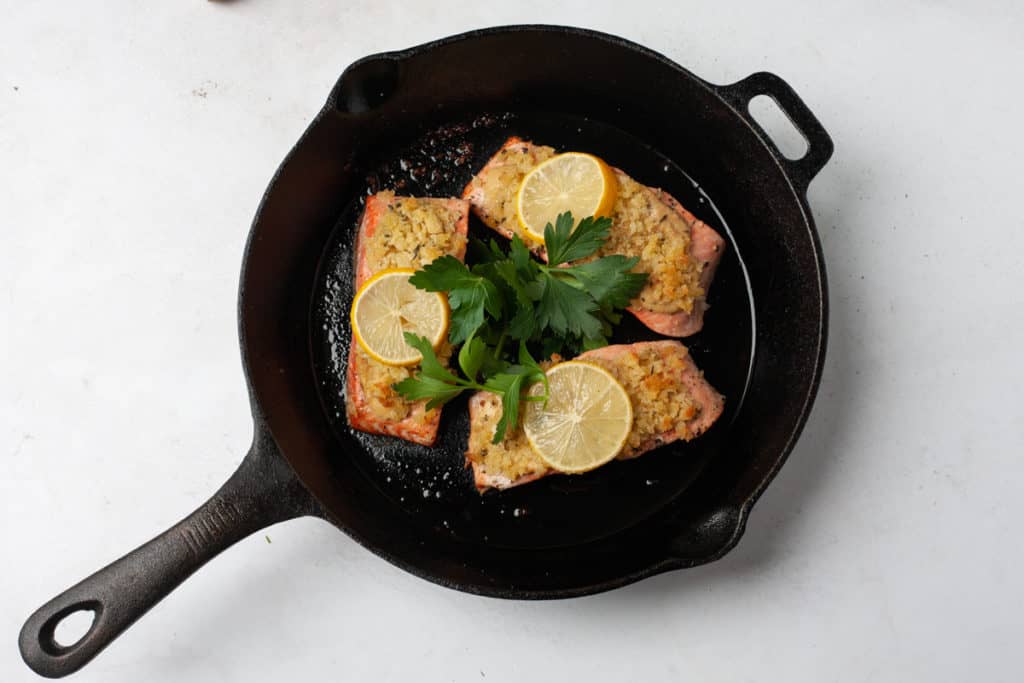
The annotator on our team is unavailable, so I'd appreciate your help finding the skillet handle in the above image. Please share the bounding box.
[717,72,834,191]
[18,431,318,678]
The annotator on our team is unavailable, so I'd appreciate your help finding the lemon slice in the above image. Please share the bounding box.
[350,268,448,366]
[516,152,618,242]
[522,361,633,473]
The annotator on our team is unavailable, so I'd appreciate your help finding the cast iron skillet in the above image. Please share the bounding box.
[20,25,833,678]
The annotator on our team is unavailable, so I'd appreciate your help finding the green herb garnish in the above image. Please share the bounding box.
[394,212,647,443]
[393,334,547,443]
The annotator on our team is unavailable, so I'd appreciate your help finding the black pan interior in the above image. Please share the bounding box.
[310,110,755,550]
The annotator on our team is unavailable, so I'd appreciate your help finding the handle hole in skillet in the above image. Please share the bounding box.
[748,94,809,161]
[41,602,101,654]
[334,58,401,114]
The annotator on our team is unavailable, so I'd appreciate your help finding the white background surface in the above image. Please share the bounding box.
[3,2,1022,681]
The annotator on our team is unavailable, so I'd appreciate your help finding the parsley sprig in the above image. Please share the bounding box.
[393,333,547,443]
[393,212,647,442]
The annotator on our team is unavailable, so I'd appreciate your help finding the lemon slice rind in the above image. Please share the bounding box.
[350,268,448,367]
[515,152,618,242]
[522,361,633,474]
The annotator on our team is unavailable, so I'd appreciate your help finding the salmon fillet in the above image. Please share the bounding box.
[465,341,725,491]
[345,191,469,446]
[463,137,726,337]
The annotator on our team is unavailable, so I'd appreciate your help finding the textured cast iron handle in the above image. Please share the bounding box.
[19,432,316,678]
[718,71,834,191]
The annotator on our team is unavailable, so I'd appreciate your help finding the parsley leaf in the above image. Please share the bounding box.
[408,254,474,291]
[544,213,613,266]
[392,334,466,410]
[565,255,649,308]
[409,256,502,344]
[402,332,458,383]
[509,234,534,273]
[536,272,603,339]
[507,306,538,341]
[457,333,487,382]
[517,340,549,400]
[482,372,525,443]
[490,259,538,339]
[391,373,465,411]
[481,343,547,443]
[469,236,506,264]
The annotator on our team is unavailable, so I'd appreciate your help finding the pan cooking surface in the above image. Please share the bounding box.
[311,111,755,550]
